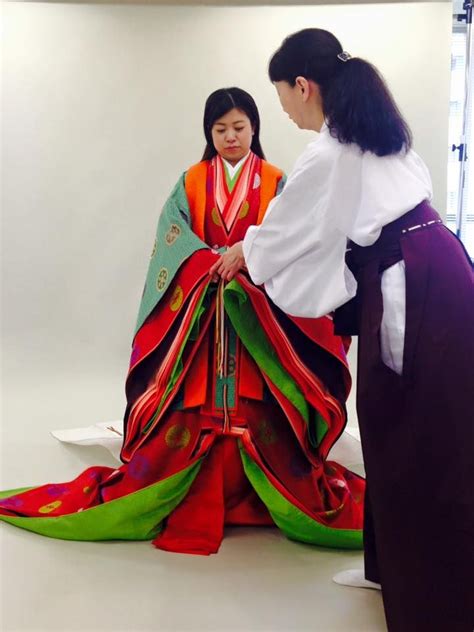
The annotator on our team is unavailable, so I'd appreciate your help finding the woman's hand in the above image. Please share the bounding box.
[209,241,245,282]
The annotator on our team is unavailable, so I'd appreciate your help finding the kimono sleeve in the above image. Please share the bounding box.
[242,144,358,318]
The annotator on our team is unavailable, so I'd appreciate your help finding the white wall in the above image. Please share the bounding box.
[2,2,452,380]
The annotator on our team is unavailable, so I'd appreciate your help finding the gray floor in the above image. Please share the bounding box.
[0,347,387,632]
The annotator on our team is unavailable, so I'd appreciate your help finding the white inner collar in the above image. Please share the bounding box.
[222,152,251,179]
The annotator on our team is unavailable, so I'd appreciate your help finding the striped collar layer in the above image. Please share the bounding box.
[213,152,257,232]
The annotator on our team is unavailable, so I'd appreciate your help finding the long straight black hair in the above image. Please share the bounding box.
[268,29,412,157]
[201,87,266,161]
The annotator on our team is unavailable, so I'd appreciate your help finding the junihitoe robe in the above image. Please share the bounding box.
[0,151,364,555]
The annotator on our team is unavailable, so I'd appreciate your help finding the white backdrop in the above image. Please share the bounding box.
[2,1,451,423]
[0,7,452,628]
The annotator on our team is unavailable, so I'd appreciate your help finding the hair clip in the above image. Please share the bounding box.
[337,51,352,62]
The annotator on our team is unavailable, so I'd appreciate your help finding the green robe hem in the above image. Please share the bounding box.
[0,461,201,541]
[240,448,363,550]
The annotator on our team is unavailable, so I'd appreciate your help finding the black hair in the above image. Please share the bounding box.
[268,28,412,157]
[201,87,266,161]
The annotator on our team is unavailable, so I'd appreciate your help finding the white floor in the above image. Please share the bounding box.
[0,345,387,632]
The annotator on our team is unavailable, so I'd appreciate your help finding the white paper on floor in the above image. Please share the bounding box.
[51,420,363,467]
[51,420,125,461]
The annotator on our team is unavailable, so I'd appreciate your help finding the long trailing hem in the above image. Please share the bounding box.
[0,172,365,554]
[0,270,364,552]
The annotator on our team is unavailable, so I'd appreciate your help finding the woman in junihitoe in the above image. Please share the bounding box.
[0,87,364,556]
[212,31,474,632]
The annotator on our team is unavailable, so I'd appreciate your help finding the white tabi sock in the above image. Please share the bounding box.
[332,569,382,590]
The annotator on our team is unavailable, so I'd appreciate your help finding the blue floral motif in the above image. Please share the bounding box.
[1,496,24,509]
[46,485,68,497]
[130,344,141,366]
[129,455,150,480]
[88,470,102,482]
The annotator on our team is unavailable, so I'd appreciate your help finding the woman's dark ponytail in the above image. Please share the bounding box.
[268,29,412,157]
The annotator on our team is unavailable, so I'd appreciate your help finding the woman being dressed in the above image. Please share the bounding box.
[0,87,364,555]
[213,30,474,632]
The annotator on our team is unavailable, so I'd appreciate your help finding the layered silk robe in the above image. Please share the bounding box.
[0,152,364,555]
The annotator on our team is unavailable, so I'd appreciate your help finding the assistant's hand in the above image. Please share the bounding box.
[209,241,245,282]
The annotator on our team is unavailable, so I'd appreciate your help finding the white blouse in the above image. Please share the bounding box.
[242,125,433,319]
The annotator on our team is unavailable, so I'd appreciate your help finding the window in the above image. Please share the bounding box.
[447,8,473,257]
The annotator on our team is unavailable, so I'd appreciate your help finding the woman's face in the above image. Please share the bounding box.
[275,80,304,127]
[211,108,254,165]
[274,79,324,132]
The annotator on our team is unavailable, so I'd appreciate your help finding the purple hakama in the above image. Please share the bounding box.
[337,202,474,631]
